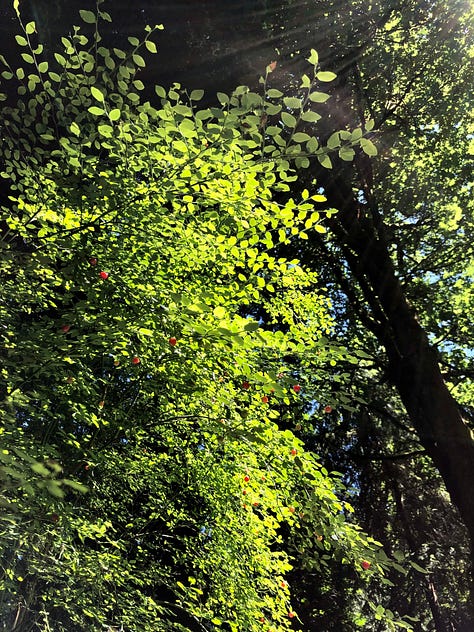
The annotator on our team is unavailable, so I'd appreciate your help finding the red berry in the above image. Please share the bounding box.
[66,376,74,384]
[98,400,105,408]
[50,513,59,522]
[169,337,177,347]
[132,356,141,365]
[99,271,109,280]
[113,360,120,367]
[361,560,371,570]
[290,448,297,456]
[61,324,71,333]
[242,381,250,390]
[261,396,269,403]
[288,506,295,513]
[324,405,332,413]
[288,611,295,619]
[253,501,259,507]
[259,617,265,623]
[244,475,250,482]
[84,464,90,470]
[89,257,98,266]
[280,581,287,588]
[292,384,301,393]
[242,490,247,495]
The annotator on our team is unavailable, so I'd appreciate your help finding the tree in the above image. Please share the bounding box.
[258,0,474,628]
[0,6,411,630]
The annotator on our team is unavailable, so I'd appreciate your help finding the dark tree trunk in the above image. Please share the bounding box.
[318,165,474,626]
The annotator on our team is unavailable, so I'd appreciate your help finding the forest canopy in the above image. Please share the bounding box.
[0,1,473,631]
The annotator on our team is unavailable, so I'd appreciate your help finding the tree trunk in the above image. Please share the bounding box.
[319,167,474,624]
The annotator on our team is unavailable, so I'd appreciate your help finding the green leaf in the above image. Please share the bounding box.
[318,154,332,169]
[213,306,227,320]
[99,10,112,22]
[292,132,311,143]
[173,140,188,152]
[217,92,229,104]
[301,110,321,123]
[281,111,297,128]
[190,89,204,101]
[21,53,34,64]
[30,462,50,476]
[63,479,88,493]
[308,49,319,66]
[79,10,97,24]
[138,328,153,336]
[360,138,378,156]
[300,73,311,88]
[88,106,105,116]
[327,132,341,149]
[283,97,302,109]
[306,137,319,152]
[132,54,146,68]
[91,86,104,102]
[317,71,337,82]
[365,119,375,132]
[98,124,114,137]
[145,40,157,53]
[44,481,65,498]
[25,21,36,35]
[109,108,121,121]
[295,156,310,168]
[339,147,355,161]
[409,561,429,574]
[113,47,126,59]
[266,88,283,98]
[309,91,330,103]
[15,35,28,46]
[105,56,115,70]
[54,53,67,67]
[265,103,282,115]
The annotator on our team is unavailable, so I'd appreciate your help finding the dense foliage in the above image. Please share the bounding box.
[0,4,417,631]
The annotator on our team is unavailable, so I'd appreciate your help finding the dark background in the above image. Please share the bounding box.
[0,1,359,101]
[1,1,289,94]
